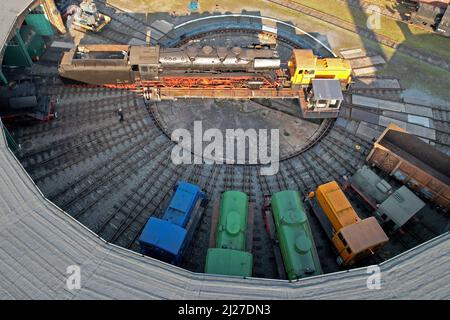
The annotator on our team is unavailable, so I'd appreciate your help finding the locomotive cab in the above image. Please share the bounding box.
[129,46,160,81]
[331,217,389,265]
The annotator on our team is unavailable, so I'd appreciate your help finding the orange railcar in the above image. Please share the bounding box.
[308,181,388,265]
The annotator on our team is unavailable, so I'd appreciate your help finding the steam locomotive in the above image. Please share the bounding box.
[58,44,352,90]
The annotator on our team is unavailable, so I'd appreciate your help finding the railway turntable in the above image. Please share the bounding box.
[58,44,352,119]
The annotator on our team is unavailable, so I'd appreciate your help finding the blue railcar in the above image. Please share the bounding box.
[139,181,207,265]
[163,181,205,227]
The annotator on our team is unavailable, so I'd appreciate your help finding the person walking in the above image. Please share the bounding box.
[117,108,124,122]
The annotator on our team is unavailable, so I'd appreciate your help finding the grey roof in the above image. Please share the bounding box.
[376,186,425,228]
[0,1,449,300]
[312,79,343,100]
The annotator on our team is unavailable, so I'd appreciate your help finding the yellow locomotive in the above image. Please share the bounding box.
[288,49,352,89]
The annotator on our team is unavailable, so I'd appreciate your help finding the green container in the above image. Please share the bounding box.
[216,191,249,251]
[3,43,32,67]
[20,25,46,60]
[271,190,322,280]
[205,248,253,277]
[2,126,19,152]
[0,71,7,85]
[25,13,54,36]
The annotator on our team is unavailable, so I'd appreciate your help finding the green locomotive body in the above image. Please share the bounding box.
[271,190,322,280]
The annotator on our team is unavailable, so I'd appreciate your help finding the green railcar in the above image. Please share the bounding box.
[216,190,249,251]
[271,190,322,280]
[205,190,253,277]
[205,248,253,277]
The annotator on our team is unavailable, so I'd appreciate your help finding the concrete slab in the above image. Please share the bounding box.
[350,108,380,125]
[352,78,401,89]
[335,117,348,128]
[406,123,436,140]
[382,110,408,122]
[379,116,407,129]
[377,111,433,130]
[408,115,431,128]
[50,41,75,49]
[345,119,359,134]
[350,55,386,69]
[353,66,383,76]
[340,48,366,59]
[405,104,434,118]
[377,116,436,140]
[146,27,164,40]
[403,95,434,107]
[150,20,174,34]
[356,122,382,141]
[338,105,351,119]
[128,37,147,45]
[352,95,405,112]
[262,25,277,34]
[352,96,435,120]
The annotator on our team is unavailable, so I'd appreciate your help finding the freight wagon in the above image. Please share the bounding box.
[205,191,254,277]
[139,181,207,265]
[343,166,425,231]
[263,190,322,280]
[308,181,389,266]
[366,124,450,212]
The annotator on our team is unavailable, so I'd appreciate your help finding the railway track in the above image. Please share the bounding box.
[93,0,165,42]
[63,138,173,219]
[46,133,165,201]
[34,122,162,184]
[6,9,447,280]
[16,95,138,140]
[19,110,146,171]
[266,0,450,72]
